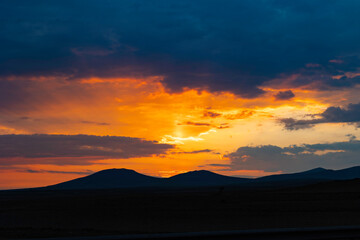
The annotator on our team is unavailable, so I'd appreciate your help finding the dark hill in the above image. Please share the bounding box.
[48,168,164,189]
[256,166,360,182]
[256,167,332,182]
[45,166,360,190]
[331,166,360,179]
[168,170,250,187]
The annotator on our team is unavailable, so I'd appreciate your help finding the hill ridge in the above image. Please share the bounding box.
[45,166,360,190]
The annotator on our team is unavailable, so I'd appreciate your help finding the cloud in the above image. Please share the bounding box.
[202,109,254,120]
[178,121,230,129]
[280,102,360,130]
[223,140,360,172]
[0,134,173,166]
[2,1,360,97]
[216,123,231,129]
[279,118,317,131]
[274,90,295,100]
[18,168,94,175]
[224,110,254,120]
[178,121,212,127]
[203,110,222,118]
[80,121,110,126]
[173,149,214,154]
[346,134,357,141]
[278,69,360,91]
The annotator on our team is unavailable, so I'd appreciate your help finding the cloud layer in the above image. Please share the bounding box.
[1,0,360,98]
[280,102,360,130]
[0,134,173,166]
[222,140,360,172]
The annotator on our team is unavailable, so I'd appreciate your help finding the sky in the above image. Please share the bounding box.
[1,0,360,189]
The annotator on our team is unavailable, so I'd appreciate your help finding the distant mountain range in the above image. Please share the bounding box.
[46,166,360,190]
[256,166,360,182]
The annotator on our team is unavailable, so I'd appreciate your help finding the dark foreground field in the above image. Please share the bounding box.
[1,179,360,239]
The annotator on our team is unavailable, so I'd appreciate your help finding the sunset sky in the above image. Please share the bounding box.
[1,0,360,189]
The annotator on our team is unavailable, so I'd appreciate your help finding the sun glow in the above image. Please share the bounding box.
[0,75,357,188]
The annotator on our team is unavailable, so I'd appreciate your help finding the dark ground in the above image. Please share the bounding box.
[0,179,360,239]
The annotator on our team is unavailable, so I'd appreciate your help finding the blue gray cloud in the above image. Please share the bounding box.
[1,0,360,98]
[0,134,173,166]
[221,139,360,172]
[11,168,94,175]
[274,90,295,100]
[280,102,360,130]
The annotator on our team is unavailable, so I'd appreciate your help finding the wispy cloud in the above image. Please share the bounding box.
[172,149,215,154]
[19,168,94,175]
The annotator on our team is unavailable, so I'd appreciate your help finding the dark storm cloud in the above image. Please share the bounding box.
[283,67,360,90]
[280,103,360,130]
[0,134,173,166]
[1,0,360,98]
[274,90,295,100]
[222,140,360,172]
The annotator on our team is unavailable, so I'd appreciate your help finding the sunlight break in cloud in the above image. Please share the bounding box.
[160,129,217,144]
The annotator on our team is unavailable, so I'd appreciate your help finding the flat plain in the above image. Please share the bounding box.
[0,179,360,239]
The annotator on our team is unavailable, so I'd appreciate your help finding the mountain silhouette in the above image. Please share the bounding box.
[46,166,360,190]
[49,168,163,189]
[256,167,330,182]
[256,166,360,182]
[168,170,250,187]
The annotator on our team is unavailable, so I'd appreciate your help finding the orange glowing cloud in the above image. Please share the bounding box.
[1,74,359,189]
